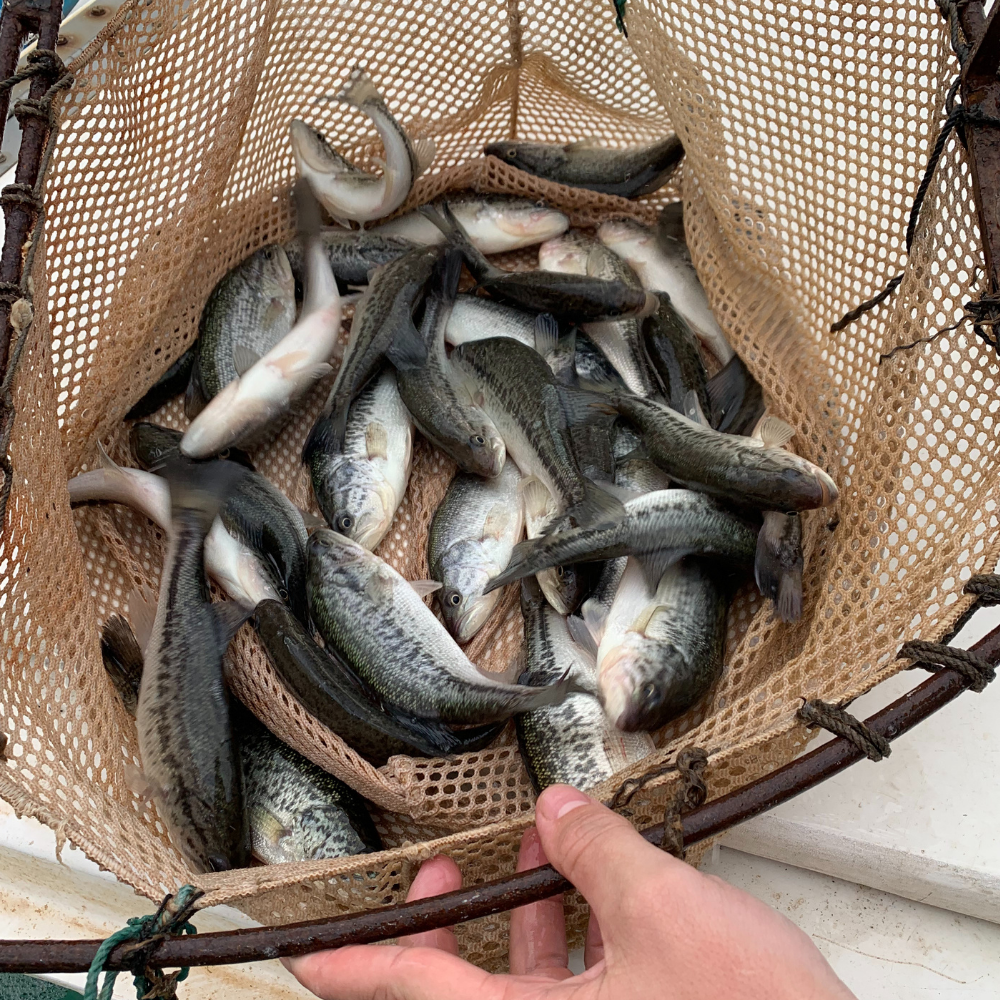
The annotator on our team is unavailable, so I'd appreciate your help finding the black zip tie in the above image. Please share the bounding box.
[898,639,996,693]
[798,699,891,761]
[964,573,1000,605]
[660,748,708,859]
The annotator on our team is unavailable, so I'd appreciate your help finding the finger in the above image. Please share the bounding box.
[508,827,571,979]
[534,784,691,928]
[584,908,605,969]
[285,943,494,1000]
[399,854,463,954]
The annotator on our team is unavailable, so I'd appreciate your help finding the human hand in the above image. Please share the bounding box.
[285,784,856,999]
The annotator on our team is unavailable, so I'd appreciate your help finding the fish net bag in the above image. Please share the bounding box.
[1,0,996,969]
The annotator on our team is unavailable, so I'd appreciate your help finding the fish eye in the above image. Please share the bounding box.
[219,448,230,460]
[447,591,462,607]
[555,566,565,579]
[506,149,518,160]
[263,249,274,260]
[336,513,354,531]
[278,587,289,601]
[470,434,486,447]
[641,681,657,701]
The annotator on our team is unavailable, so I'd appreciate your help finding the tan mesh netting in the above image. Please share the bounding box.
[0,0,995,968]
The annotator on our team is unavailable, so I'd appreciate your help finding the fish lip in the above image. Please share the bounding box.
[817,469,839,506]
[454,593,499,642]
[289,120,334,172]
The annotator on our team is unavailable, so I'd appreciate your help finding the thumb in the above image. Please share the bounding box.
[534,784,684,925]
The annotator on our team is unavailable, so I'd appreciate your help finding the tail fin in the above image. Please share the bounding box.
[560,477,626,531]
[100,614,144,716]
[754,510,803,622]
[302,406,347,463]
[162,458,248,532]
[337,65,383,108]
[294,176,323,239]
[418,202,496,281]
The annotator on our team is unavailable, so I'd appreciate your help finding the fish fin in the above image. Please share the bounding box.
[293,176,323,238]
[492,649,526,684]
[128,585,158,654]
[564,137,603,150]
[232,344,261,377]
[364,422,389,460]
[567,613,599,657]
[303,407,348,462]
[337,65,382,107]
[753,414,796,450]
[262,297,288,329]
[454,374,486,410]
[123,761,158,801]
[550,383,618,427]
[775,569,803,623]
[100,614,143,715]
[582,599,609,648]
[438,246,464,303]
[584,475,637,504]
[519,476,553,521]
[706,354,745,429]
[682,389,710,427]
[755,509,803,622]
[562,478,625,530]
[533,313,560,357]
[308,362,336,381]
[296,505,327,531]
[184,366,208,419]
[413,136,436,175]
[482,504,511,540]
[95,441,120,472]
[364,569,396,607]
[658,202,686,243]
[636,549,685,586]
[417,203,496,281]
[629,602,665,636]
[408,579,442,598]
[251,807,292,850]
[162,459,249,530]
[384,316,429,372]
[214,599,252,648]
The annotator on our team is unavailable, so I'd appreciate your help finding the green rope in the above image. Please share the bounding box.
[84,885,202,1000]
[611,0,628,36]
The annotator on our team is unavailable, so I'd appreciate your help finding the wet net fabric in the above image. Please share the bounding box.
[0,0,995,967]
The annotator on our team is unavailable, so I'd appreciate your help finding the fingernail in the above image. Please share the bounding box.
[536,784,591,824]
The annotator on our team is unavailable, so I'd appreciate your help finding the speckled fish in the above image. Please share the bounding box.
[284,229,416,288]
[450,335,624,531]
[131,422,256,471]
[444,294,538,349]
[68,446,280,609]
[254,599,502,763]
[614,452,673,494]
[127,346,197,421]
[429,460,523,643]
[307,529,573,724]
[373,194,568,254]
[642,291,710,415]
[182,183,343,458]
[612,394,838,512]
[519,475,600,615]
[486,488,756,594]
[310,368,413,548]
[135,460,251,872]
[290,67,434,225]
[239,708,382,864]
[538,230,661,398]
[598,211,734,365]
[516,577,654,792]
[394,251,507,478]
[485,134,683,199]
[424,204,656,322]
[303,242,444,457]
[588,557,727,732]
[185,246,297,417]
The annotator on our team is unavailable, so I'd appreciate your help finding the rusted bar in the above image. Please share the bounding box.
[1,619,997,975]
[0,0,64,376]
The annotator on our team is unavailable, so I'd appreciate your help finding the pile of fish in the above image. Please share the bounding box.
[74,68,838,874]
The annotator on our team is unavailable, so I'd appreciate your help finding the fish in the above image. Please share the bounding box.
[484,134,684,199]
[612,394,838,512]
[642,291,710,415]
[99,615,383,864]
[486,488,757,594]
[128,422,310,623]
[444,294,538,349]
[307,528,574,724]
[519,475,601,615]
[135,460,252,872]
[597,211,734,365]
[372,194,568,254]
[255,599,503,764]
[239,707,382,864]
[182,182,343,458]
[706,353,766,435]
[428,459,523,643]
[185,245,297,417]
[587,556,728,732]
[423,203,657,322]
[290,67,434,226]
[538,230,661,398]
[130,422,256,472]
[394,251,507,478]
[755,509,803,623]
[127,346,197,421]
[614,452,673,494]
[303,242,445,457]
[68,446,280,609]
[283,229,416,289]
[450,334,624,531]
[516,577,654,792]
[310,368,413,549]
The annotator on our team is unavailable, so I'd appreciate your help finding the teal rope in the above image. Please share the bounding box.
[83,885,202,1000]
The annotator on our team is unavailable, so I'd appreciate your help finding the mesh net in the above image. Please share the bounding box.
[0,0,995,967]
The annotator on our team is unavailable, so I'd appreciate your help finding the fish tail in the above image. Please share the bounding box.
[561,479,625,531]
[338,65,382,107]
[100,614,144,715]
[302,406,347,463]
[293,177,323,239]
[162,458,248,532]
[754,510,804,622]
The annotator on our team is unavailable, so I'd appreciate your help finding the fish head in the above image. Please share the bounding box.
[778,456,839,510]
[475,197,569,245]
[463,420,507,479]
[484,140,556,174]
[326,462,396,550]
[596,218,652,255]
[290,120,352,176]
[538,231,593,275]
[248,244,296,300]
[130,421,182,469]
[307,527,371,580]
[536,561,599,615]
[439,561,500,642]
[599,639,692,732]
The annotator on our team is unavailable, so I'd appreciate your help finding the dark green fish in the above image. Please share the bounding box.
[307,529,573,725]
[127,346,197,420]
[130,422,256,471]
[284,229,417,289]
[186,246,296,417]
[642,292,710,416]
[135,460,251,872]
[485,134,683,199]
[254,599,501,763]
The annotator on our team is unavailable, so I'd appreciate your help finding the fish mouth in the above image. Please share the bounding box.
[816,468,839,506]
[497,210,569,241]
[537,568,575,615]
[455,592,500,643]
[352,512,390,551]
[290,120,338,173]
[598,648,637,730]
